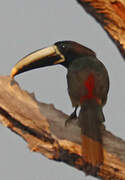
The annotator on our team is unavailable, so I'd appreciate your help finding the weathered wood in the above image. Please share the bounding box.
[77,0,125,59]
[0,76,125,180]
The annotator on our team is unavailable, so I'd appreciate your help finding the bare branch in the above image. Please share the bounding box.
[77,0,125,59]
[0,76,125,180]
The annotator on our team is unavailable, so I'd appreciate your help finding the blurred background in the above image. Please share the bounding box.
[0,0,124,180]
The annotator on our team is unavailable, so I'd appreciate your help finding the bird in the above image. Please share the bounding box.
[10,41,109,173]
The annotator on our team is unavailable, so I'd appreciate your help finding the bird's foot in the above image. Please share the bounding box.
[65,107,78,127]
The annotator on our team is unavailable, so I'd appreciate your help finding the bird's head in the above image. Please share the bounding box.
[10,41,96,78]
[55,41,96,67]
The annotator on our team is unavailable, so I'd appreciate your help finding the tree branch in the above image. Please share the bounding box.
[0,76,125,180]
[76,0,125,59]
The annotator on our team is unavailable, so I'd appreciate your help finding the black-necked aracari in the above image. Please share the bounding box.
[10,41,109,170]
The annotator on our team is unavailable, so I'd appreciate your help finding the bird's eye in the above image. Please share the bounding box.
[55,41,68,53]
[61,44,66,49]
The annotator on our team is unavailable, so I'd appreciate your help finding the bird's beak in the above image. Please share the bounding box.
[10,45,65,78]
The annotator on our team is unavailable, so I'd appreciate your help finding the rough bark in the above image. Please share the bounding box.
[77,0,125,59]
[0,76,125,180]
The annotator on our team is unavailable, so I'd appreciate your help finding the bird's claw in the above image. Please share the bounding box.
[65,107,78,127]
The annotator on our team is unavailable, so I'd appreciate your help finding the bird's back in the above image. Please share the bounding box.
[67,56,109,107]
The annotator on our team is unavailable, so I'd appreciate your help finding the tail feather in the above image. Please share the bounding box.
[82,135,103,166]
[79,99,104,167]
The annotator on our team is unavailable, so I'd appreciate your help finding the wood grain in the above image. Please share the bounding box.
[77,0,125,59]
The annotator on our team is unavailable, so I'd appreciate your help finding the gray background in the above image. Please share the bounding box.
[0,0,124,180]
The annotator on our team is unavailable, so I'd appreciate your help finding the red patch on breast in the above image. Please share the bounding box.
[85,73,95,96]
[80,73,99,104]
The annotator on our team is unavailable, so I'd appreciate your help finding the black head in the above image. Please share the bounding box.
[55,41,96,67]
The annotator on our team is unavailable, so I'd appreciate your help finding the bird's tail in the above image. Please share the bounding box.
[78,99,104,167]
